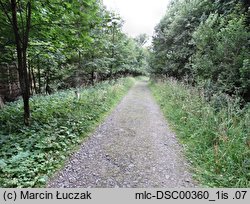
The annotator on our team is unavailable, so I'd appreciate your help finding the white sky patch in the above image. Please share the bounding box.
[103,0,170,38]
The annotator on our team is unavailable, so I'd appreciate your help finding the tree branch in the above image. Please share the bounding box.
[24,1,31,49]
[17,0,25,44]
[0,0,13,26]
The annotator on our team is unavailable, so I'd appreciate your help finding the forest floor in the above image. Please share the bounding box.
[48,80,196,187]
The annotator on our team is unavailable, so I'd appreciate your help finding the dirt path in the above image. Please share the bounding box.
[48,81,196,188]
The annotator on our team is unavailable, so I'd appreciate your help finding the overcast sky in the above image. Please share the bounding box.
[103,0,170,38]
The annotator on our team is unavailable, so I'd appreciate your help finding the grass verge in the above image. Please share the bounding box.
[0,77,135,187]
[149,79,250,187]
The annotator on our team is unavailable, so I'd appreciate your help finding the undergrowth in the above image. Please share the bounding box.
[150,79,250,187]
[0,77,135,187]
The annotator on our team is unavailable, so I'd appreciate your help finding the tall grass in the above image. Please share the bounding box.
[0,77,135,187]
[150,79,250,187]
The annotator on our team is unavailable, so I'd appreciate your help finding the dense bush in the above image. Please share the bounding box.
[150,0,250,102]
[193,12,249,100]
[0,77,135,187]
[150,79,250,187]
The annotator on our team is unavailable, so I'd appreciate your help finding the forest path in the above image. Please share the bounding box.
[48,81,196,187]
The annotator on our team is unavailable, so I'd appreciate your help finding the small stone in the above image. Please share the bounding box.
[47,83,194,188]
[128,164,135,168]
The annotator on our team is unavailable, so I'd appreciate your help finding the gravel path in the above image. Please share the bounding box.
[48,81,196,188]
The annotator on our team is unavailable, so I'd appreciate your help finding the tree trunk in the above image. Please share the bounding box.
[45,71,51,94]
[38,58,41,94]
[21,49,31,125]
[109,23,116,79]
[9,0,32,125]
[28,61,33,95]
[7,64,12,95]
[0,96,4,109]
[91,71,95,86]
[31,65,37,94]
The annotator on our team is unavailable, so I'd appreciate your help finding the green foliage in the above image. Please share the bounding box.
[0,77,135,187]
[0,0,147,99]
[150,0,250,187]
[150,79,250,187]
[82,13,148,80]
[193,13,249,97]
[150,0,210,78]
[150,0,250,102]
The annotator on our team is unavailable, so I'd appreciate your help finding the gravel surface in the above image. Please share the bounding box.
[48,81,196,188]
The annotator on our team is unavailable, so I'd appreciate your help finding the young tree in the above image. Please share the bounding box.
[0,0,32,125]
